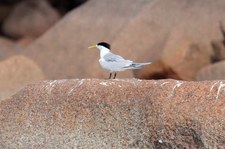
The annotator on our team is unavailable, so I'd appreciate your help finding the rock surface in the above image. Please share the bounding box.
[0,55,46,100]
[0,79,224,148]
[196,60,225,80]
[2,0,60,39]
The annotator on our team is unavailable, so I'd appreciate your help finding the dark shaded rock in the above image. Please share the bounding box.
[211,40,225,62]
[0,5,12,23]
[49,0,88,13]
[2,0,60,39]
[0,79,224,148]
[0,0,23,5]
[133,60,182,80]
[154,140,173,149]
[211,23,225,62]
[0,0,88,11]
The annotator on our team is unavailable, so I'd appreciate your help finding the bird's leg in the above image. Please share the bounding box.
[113,73,117,79]
[109,73,112,79]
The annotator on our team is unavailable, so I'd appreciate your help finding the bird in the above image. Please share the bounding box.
[88,42,151,79]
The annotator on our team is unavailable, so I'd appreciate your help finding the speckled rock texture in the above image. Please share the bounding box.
[0,79,224,148]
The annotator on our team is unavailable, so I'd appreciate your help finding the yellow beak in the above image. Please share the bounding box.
[88,45,97,49]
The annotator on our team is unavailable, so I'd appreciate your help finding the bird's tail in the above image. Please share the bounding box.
[123,62,152,69]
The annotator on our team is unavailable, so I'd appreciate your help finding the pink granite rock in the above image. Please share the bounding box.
[0,79,224,148]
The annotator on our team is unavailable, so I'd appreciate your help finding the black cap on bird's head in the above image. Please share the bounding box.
[97,42,111,50]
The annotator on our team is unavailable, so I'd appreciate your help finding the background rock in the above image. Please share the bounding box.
[111,0,181,65]
[2,0,60,39]
[133,60,182,80]
[1,0,225,80]
[196,60,225,80]
[19,0,225,80]
[48,0,88,14]
[0,0,88,12]
[113,0,225,79]
[161,38,212,80]
[16,36,35,47]
[22,0,149,79]
[0,55,46,100]
[134,39,213,80]
[0,79,224,148]
[211,40,225,62]
[0,36,18,60]
[211,23,225,62]
[0,0,23,5]
[0,5,12,23]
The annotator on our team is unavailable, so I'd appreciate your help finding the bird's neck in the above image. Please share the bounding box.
[99,47,110,58]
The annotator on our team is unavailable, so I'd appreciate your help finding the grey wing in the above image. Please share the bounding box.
[103,53,127,62]
[103,53,133,68]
